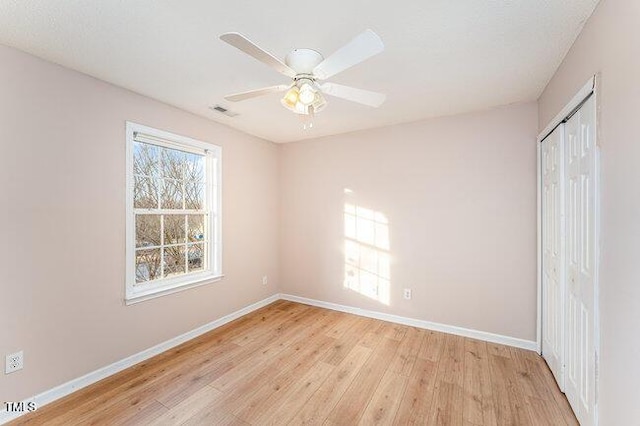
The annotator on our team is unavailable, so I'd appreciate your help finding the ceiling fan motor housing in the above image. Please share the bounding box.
[285,48,324,75]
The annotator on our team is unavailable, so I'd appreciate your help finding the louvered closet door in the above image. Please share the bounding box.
[564,95,597,426]
[541,125,565,390]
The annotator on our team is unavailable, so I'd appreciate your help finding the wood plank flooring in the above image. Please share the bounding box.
[11,301,578,425]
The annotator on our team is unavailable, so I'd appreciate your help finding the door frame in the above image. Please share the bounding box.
[539,124,566,390]
[536,74,600,424]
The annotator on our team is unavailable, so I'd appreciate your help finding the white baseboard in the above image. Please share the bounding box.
[0,294,279,425]
[2,291,538,424]
[280,293,538,352]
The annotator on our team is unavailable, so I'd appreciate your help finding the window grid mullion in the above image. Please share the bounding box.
[157,149,163,210]
[134,240,210,252]
[160,214,165,279]
[182,156,186,210]
[133,208,206,215]
[184,214,189,273]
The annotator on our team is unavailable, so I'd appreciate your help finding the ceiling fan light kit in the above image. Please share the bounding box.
[220,29,386,122]
[280,77,327,116]
[298,82,316,105]
[281,85,299,109]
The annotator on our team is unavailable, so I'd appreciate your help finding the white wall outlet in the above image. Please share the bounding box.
[262,276,268,285]
[5,351,24,374]
[403,288,412,300]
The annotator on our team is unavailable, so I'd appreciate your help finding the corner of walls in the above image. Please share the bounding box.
[276,142,285,295]
[0,43,281,405]
[278,102,539,343]
[280,294,537,351]
[0,294,281,425]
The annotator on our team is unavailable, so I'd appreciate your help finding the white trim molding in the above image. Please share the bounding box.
[536,132,543,354]
[125,121,223,304]
[0,294,279,425]
[280,294,538,351]
[536,76,600,425]
[536,74,599,354]
[537,75,596,143]
[3,292,541,424]
[536,74,598,354]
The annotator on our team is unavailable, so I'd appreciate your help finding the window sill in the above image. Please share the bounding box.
[125,274,224,305]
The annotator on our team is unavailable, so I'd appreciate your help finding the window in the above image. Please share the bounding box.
[125,122,221,303]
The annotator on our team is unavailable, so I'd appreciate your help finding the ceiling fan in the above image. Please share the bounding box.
[219,29,386,117]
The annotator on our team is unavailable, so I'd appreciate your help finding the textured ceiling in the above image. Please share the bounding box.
[0,0,599,143]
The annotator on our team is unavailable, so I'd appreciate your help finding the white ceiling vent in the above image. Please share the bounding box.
[209,105,239,117]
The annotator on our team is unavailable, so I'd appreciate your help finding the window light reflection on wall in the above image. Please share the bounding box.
[343,190,391,305]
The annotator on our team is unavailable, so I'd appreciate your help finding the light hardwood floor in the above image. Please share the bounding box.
[12,300,578,425]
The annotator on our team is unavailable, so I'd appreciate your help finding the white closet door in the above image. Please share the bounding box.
[564,95,597,426]
[541,125,565,390]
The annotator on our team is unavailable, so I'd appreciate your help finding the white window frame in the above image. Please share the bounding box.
[125,122,222,304]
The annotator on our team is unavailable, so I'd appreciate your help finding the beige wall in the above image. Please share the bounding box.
[280,102,539,341]
[538,0,640,423]
[10,11,626,410]
[0,45,280,402]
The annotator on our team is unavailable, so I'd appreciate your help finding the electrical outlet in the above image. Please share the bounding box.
[262,276,268,285]
[5,351,23,374]
[403,288,412,300]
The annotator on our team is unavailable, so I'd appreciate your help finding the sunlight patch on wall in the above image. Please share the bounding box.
[343,195,390,305]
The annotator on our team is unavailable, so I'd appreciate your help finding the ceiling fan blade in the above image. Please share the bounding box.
[321,83,386,107]
[313,29,384,80]
[220,32,296,78]
[224,85,290,102]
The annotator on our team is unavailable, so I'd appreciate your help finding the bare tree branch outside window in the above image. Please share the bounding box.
[133,142,207,284]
